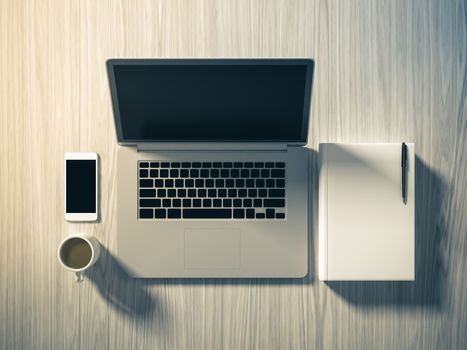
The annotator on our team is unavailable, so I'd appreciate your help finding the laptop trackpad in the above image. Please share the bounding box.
[184,228,241,269]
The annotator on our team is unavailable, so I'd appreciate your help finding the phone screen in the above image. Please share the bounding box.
[66,160,96,213]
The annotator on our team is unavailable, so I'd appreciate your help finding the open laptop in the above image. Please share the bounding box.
[106,58,314,277]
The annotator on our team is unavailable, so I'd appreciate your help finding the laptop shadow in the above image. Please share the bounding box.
[326,155,448,308]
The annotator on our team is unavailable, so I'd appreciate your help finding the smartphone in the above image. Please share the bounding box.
[65,152,98,221]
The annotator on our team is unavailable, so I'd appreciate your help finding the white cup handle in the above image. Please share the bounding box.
[75,272,84,283]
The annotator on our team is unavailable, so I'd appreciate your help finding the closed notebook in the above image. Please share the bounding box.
[319,143,415,281]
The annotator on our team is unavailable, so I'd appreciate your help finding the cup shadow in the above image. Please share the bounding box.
[85,245,165,323]
[327,155,448,307]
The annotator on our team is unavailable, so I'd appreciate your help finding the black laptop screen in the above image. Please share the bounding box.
[109,61,313,142]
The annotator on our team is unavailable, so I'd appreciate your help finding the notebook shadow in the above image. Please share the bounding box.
[144,147,318,287]
[85,245,166,324]
[327,155,448,308]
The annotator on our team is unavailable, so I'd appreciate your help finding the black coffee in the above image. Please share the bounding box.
[60,238,92,269]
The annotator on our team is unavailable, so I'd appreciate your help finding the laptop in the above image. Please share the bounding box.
[106,58,314,277]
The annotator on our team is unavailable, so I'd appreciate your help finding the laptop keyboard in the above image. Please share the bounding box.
[138,161,286,220]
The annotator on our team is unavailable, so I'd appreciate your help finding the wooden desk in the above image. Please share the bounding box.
[1,0,466,349]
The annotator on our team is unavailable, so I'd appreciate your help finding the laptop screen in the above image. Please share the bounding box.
[107,59,313,143]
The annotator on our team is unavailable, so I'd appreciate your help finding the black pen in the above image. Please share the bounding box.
[401,142,407,203]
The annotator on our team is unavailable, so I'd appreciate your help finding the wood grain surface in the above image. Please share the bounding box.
[1,0,466,349]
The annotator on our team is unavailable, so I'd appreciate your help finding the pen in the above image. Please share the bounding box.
[401,142,407,203]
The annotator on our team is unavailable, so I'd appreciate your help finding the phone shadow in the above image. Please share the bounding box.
[326,155,448,308]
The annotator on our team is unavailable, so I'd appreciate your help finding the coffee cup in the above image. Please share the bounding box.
[58,233,100,282]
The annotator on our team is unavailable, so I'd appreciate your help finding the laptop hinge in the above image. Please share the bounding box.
[136,142,289,152]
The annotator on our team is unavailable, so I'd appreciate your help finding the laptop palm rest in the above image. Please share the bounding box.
[184,228,241,269]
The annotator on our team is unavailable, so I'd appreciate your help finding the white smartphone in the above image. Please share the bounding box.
[64,152,98,221]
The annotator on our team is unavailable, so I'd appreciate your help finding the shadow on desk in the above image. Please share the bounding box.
[327,156,449,308]
[85,245,165,324]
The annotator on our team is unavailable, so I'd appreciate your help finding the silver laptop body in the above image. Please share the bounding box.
[107,58,314,277]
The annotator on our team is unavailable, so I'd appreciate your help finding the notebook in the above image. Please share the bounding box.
[319,143,415,281]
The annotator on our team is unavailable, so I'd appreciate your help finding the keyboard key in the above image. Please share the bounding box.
[266,179,275,188]
[238,189,247,197]
[178,189,187,197]
[192,162,201,168]
[223,199,232,207]
[190,169,200,178]
[160,169,169,178]
[210,169,219,178]
[162,199,171,207]
[228,189,237,198]
[244,162,253,168]
[175,179,184,188]
[234,162,243,168]
[263,199,285,207]
[157,189,166,197]
[181,162,191,168]
[226,179,235,188]
[253,199,262,208]
[167,189,177,198]
[243,199,252,207]
[140,189,156,197]
[195,179,204,187]
[246,179,255,188]
[254,162,264,168]
[202,162,212,168]
[188,189,197,197]
[205,179,214,188]
[161,162,170,168]
[140,169,149,177]
[269,189,285,198]
[165,179,174,188]
[236,179,245,187]
[139,162,149,168]
[139,209,153,218]
[213,199,222,207]
[233,199,242,207]
[208,189,216,197]
[265,162,274,168]
[266,209,275,219]
[251,169,260,178]
[261,169,269,177]
[198,189,207,197]
[172,199,181,208]
[154,209,166,218]
[271,169,285,178]
[183,199,191,207]
[218,189,227,197]
[180,169,189,178]
[140,179,153,188]
[183,209,231,219]
[203,199,212,207]
[258,189,268,197]
[140,199,161,207]
[154,179,164,187]
[215,179,224,187]
[150,162,159,168]
[233,209,245,219]
[276,162,285,168]
[276,179,285,188]
[170,169,179,177]
[168,209,181,218]
[223,162,233,168]
[241,169,249,178]
[193,199,202,207]
[200,169,210,178]
[213,162,222,168]
[248,189,257,197]
[256,213,265,219]
[185,179,194,187]
[256,179,265,187]
[246,209,255,218]
[171,162,180,168]
[220,169,229,178]
[231,169,240,178]
[276,212,285,219]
